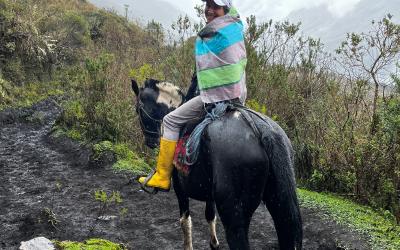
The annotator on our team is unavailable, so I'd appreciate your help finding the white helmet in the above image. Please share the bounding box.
[213,0,232,8]
[202,0,233,8]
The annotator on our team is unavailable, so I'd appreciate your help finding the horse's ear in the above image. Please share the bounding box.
[131,79,140,96]
[144,78,160,89]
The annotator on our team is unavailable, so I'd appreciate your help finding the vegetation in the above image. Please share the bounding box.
[0,79,63,109]
[89,190,125,233]
[242,14,400,221]
[298,189,400,249]
[1,0,399,236]
[54,238,126,250]
[92,141,151,174]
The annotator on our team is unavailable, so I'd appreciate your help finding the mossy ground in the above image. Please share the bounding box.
[54,238,126,250]
[298,189,400,249]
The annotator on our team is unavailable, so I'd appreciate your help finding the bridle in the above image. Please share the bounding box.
[136,99,162,137]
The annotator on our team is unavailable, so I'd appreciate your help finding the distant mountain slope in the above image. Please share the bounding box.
[88,0,188,27]
[286,0,400,52]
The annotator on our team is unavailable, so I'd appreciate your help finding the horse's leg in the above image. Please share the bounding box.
[213,165,264,250]
[205,201,219,249]
[172,169,193,250]
[173,171,193,250]
[215,196,252,250]
[180,210,193,250]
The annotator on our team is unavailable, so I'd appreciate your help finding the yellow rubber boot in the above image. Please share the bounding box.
[138,138,177,192]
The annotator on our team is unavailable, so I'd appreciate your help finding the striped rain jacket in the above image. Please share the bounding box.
[195,8,247,103]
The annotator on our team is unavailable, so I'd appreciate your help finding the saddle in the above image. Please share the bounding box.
[173,99,265,176]
[173,101,231,175]
[173,121,201,176]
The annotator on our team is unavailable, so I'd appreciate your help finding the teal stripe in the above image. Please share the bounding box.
[195,21,244,56]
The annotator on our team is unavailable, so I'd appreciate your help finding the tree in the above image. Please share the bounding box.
[336,14,400,134]
[392,62,400,93]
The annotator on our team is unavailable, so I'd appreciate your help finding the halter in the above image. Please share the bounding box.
[136,99,162,137]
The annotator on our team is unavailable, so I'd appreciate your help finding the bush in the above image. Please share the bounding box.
[93,141,151,174]
[0,77,12,108]
[2,59,25,84]
[0,80,64,110]
[62,100,86,127]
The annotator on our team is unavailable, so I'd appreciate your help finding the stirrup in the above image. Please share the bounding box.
[135,170,170,194]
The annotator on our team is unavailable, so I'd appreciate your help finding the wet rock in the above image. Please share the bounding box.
[19,237,54,250]
[98,215,118,221]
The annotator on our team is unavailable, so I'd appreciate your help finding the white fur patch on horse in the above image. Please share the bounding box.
[233,111,241,119]
[180,215,193,250]
[209,216,219,248]
[156,82,182,108]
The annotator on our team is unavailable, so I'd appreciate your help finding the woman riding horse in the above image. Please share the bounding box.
[138,0,247,192]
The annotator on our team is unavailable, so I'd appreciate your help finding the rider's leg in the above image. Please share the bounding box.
[138,96,205,191]
[162,95,206,141]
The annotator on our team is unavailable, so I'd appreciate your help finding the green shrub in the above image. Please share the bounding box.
[129,63,164,84]
[0,77,12,108]
[62,100,86,126]
[112,143,151,174]
[66,128,84,141]
[0,81,64,110]
[2,59,25,84]
[246,99,267,115]
[62,12,90,47]
[92,141,151,174]
[92,140,113,161]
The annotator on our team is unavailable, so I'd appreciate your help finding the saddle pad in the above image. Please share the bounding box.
[173,133,191,175]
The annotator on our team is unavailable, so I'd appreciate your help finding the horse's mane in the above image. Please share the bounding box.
[154,81,183,108]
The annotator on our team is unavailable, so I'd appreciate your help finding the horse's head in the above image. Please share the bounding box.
[131,78,184,149]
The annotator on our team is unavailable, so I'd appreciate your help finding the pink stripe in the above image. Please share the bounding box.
[206,15,238,32]
[196,41,246,71]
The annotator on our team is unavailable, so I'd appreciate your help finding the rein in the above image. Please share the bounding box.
[137,99,162,137]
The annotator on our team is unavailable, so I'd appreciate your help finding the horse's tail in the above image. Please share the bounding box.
[262,130,303,250]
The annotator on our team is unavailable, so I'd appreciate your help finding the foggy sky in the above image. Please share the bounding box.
[162,0,362,21]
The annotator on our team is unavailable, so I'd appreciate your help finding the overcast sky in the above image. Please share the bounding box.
[163,0,362,21]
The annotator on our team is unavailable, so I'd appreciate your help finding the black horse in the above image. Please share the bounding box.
[131,78,303,250]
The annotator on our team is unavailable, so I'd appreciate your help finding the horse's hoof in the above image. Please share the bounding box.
[209,242,220,250]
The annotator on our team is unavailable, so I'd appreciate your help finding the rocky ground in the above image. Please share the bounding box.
[0,98,371,249]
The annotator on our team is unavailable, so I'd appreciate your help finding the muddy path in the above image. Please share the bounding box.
[0,98,370,249]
